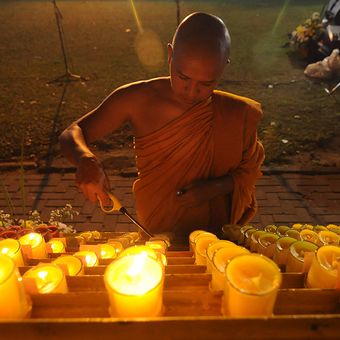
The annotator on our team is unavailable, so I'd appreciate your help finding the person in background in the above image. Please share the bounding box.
[59,12,265,243]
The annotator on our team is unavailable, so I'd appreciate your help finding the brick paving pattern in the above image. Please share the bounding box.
[0,169,339,232]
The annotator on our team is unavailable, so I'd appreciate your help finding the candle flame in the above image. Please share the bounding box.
[1,247,9,255]
[37,270,48,281]
[127,252,147,277]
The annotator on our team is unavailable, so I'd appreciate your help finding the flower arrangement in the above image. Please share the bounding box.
[288,12,327,60]
[0,204,78,241]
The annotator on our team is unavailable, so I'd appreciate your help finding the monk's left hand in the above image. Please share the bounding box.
[176,179,218,207]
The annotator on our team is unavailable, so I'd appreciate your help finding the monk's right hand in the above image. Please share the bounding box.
[75,155,110,205]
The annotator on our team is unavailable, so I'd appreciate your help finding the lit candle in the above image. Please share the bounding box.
[244,228,257,248]
[313,225,327,233]
[119,245,158,261]
[52,255,84,276]
[285,240,318,273]
[46,239,65,254]
[210,245,249,292]
[79,231,94,242]
[107,240,124,255]
[73,250,98,267]
[104,253,164,317]
[222,253,282,317]
[306,245,340,289]
[99,244,117,259]
[326,224,340,235]
[0,254,32,319]
[206,240,237,274]
[0,238,25,266]
[18,232,47,259]
[257,233,279,258]
[23,263,68,294]
[194,233,218,265]
[318,230,339,246]
[272,236,297,267]
[145,239,168,254]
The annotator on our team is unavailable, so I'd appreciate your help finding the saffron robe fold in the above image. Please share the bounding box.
[133,90,264,239]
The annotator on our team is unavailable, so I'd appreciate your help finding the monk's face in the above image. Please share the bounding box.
[168,43,226,106]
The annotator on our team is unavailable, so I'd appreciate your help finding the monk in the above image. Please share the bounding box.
[59,12,265,243]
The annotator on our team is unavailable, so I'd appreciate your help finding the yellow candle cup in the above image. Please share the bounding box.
[313,225,328,233]
[191,231,216,254]
[318,230,340,246]
[23,263,68,294]
[292,223,303,230]
[107,240,124,255]
[264,225,277,233]
[286,241,318,273]
[244,228,257,248]
[53,255,84,276]
[276,225,290,237]
[250,230,267,252]
[99,244,118,259]
[210,245,249,292]
[73,251,98,267]
[239,225,255,245]
[104,253,164,317]
[0,254,32,319]
[189,230,206,251]
[206,240,237,274]
[326,224,340,235]
[272,237,297,267]
[0,238,25,266]
[299,229,319,244]
[285,229,301,240]
[222,253,282,317]
[46,239,65,254]
[257,233,279,258]
[194,234,218,265]
[19,232,47,259]
[306,245,340,289]
[79,231,94,242]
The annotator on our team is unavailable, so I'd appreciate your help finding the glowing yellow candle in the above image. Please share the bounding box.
[292,223,303,230]
[257,233,279,258]
[194,233,218,265]
[189,230,207,252]
[0,239,25,266]
[306,245,340,289]
[23,263,68,294]
[318,230,339,246]
[91,230,101,239]
[250,230,266,252]
[19,232,47,259]
[210,246,249,292]
[108,240,124,255]
[276,225,290,237]
[300,229,319,244]
[46,239,65,254]
[73,251,98,267]
[272,237,297,266]
[115,236,133,248]
[53,255,84,276]
[206,240,237,274]
[104,253,164,317]
[79,232,94,242]
[99,244,117,259]
[286,241,318,273]
[145,240,168,254]
[222,253,282,317]
[0,254,32,319]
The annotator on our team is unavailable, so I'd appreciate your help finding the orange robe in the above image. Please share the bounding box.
[133,90,264,240]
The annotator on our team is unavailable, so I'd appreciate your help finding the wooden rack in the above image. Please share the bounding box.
[1,240,339,339]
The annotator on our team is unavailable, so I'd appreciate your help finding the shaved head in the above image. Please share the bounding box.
[172,12,231,64]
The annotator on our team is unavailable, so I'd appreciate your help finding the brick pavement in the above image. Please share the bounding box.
[0,168,340,232]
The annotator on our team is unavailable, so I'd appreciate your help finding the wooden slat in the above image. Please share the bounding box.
[26,289,340,319]
[1,315,340,340]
